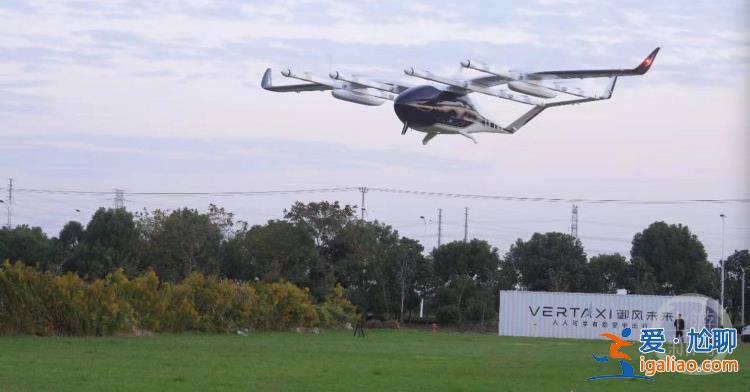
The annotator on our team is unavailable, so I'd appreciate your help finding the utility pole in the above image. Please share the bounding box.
[570,204,578,238]
[114,189,125,209]
[6,178,12,229]
[463,207,468,242]
[437,208,442,248]
[720,213,726,311]
[358,187,368,220]
[742,267,747,326]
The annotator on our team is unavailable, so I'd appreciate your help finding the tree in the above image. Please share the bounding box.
[626,256,659,294]
[282,201,357,300]
[323,219,430,319]
[327,220,399,313]
[0,225,54,268]
[51,221,85,274]
[724,250,750,324]
[586,253,629,293]
[84,208,138,257]
[64,208,139,278]
[506,232,588,292]
[283,201,355,248]
[432,239,500,323]
[138,208,223,281]
[207,204,242,238]
[391,237,427,322]
[58,221,84,250]
[630,221,714,295]
[497,258,518,290]
[223,220,317,286]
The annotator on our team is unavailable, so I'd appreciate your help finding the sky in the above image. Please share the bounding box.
[1,0,748,262]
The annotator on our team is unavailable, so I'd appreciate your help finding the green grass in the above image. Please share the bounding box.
[0,330,748,391]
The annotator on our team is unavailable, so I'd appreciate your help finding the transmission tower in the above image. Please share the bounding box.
[5,178,12,229]
[114,189,125,209]
[570,204,579,238]
[358,187,368,220]
[463,207,468,242]
[437,208,443,247]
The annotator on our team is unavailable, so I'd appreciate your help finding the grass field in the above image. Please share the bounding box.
[0,330,748,391]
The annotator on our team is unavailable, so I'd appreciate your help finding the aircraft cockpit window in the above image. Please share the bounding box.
[400,86,440,103]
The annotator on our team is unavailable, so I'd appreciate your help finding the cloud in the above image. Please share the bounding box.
[0,133,481,177]
[0,0,745,82]
[515,7,584,17]
[0,89,48,114]
[624,11,649,27]
[0,0,35,13]
[131,69,177,78]
[0,0,747,260]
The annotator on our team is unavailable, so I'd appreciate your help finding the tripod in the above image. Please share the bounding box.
[354,313,366,337]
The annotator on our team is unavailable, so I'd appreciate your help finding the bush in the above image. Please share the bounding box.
[436,305,461,326]
[462,301,497,324]
[0,261,357,336]
[122,269,168,331]
[316,284,358,328]
[0,260,53,334]
[254,281,320,330]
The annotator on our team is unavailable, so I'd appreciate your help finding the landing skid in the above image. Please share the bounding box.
[422,133,437,145]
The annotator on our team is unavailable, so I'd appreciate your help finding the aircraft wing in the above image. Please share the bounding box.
[261,68,333,92]
[261,68,411,96]
[463,47,660,86]
[262,68,403,105]
[526,47,660,80]
[329,71,411,94]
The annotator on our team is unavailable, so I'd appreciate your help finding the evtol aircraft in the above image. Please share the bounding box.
[261,48,659,145]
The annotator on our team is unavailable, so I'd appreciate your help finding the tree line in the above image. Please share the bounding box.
[0,201,747,326]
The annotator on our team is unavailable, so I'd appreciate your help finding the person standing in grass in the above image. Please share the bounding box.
[674,314,685,344]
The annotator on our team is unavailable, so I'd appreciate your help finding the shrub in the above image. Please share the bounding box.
[122,269,168,331]
[462,301,496,324]
[255,281,320,330]
[436,305,461,326]
[0,260,53,334]
[0,261,357,336]
[316,284,358,328]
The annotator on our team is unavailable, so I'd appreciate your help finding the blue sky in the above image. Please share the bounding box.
[1,0,748,260]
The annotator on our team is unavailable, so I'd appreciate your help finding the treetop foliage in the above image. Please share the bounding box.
[1,202,744,327]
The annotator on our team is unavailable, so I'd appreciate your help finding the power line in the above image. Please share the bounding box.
[1,185,746,205]
[367,187,750,205]
[4,187,360,196]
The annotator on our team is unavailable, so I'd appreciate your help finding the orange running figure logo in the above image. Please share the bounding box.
[587,327,652,381]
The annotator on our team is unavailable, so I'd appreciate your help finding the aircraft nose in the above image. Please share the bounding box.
[393,95,415,123]
[393,85,439,126]
[394,97,434,127]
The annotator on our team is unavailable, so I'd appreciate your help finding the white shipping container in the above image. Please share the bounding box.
[498,290,717,341]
